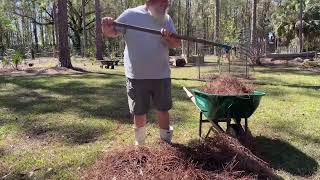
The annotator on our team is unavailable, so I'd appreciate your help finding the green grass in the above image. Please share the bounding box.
[0,57,319,179]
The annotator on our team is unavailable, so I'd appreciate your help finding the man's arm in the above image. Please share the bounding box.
[102,17,121,38]
[161,28,182,49]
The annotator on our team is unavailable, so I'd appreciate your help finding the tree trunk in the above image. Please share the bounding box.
[71,30,82,55]
[299,0,303,52]
[82,0,87,57]
[33,21,39,53]
[57,0,72,68]
[251,0,260,64]
[21,17,26,47]
[43,25,51,45]
[32,2,39,53]
[177,0,181,34]
[95,0,103,60]
[0,34,3,52]
[15,20,21,46]
[6,32,11,48]
[28,19,32,47]
[53,2,59,57]
[39,11,45,47]
[214,0,220,55]
[52,24,55,46]
[202,2,206,39]
[186,0,191,58]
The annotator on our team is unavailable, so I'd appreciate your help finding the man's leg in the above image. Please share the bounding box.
[127,78,150,145]
[156,111,169,130]
[133,114,147,145]
[134,114,147,128]
[156,110,173,143]
[152,79,173,143]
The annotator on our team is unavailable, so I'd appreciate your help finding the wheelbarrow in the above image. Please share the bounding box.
[183,87,265,138]
[98,57,120,69]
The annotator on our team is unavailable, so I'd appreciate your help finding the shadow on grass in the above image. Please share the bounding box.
[252,136,319,177]
[0,73,198,143]
[0,116,110,145]
[26,122,109,144]
[0,75,195,117]
[252,76,320,99]
[254,76,320,91]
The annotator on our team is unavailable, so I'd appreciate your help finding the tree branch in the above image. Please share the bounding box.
[86,7,109,16]
[86,24,95,31]
[42,7,54,20]
[85,0,91,6]
[85,19,95,27]
[68,1,81,20]
[13,11,53,25]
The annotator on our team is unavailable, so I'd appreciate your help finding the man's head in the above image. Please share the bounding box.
[146,0,169,24]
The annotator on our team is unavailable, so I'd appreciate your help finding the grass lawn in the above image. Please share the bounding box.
[0,57,319,179]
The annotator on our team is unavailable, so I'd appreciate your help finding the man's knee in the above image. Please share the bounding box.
[156,111,169,117]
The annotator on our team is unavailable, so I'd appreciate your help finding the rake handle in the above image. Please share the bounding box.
[113,22,232,52]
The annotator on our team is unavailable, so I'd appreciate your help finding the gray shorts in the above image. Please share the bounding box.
[126,78,172,115]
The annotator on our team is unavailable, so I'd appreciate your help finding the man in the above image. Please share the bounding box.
[102,0,181,145]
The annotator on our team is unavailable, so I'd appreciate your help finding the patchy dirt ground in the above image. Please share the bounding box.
[260,58,320,73]
[1,56,319,76]
[0,58,89,76]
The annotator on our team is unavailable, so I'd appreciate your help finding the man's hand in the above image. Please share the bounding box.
[161,28,182,49]
[102,17,120,38]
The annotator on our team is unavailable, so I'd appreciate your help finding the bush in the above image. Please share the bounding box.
[12,50,23,70]
[86,47,96,58]
[2,56,10,66]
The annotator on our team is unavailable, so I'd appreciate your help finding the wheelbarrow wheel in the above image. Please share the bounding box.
[226,124,244,138]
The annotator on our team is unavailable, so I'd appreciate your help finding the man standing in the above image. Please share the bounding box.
[102,0,181,145]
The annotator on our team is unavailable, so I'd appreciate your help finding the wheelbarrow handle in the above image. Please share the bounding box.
[113,22,232,53]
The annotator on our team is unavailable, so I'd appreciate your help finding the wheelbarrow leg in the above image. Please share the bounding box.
[235,118,241,125]
[213,122,224,132]
[205,126,214,138]
[199,112,203,137]
[245,118,248,133]
[227,118,231,130]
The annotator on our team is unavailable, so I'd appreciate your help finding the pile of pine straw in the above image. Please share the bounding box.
[82,133,277,180]
[201,75,255,95]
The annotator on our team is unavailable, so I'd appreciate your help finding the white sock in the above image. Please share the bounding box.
[134,126,146,145]
[160,126,173,143]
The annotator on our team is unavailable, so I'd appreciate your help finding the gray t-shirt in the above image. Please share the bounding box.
[116,5,177,79]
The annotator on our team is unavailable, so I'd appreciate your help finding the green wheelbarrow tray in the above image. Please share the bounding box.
[191,89,266,121]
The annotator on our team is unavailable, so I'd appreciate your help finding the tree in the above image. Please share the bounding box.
[53,1,59,56]
[272,0,320,51]
[82,0,87,57]
[95,0,103,60]
[251,0,260,64]
[299,0,303,52]
[57,0,72,68]
[32,1,39,53]
[214,0,221,55]
[0,15,15,54]
[186,0,191,58]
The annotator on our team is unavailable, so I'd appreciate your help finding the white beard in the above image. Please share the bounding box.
[148,6,168,25]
